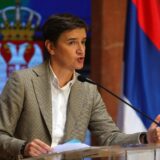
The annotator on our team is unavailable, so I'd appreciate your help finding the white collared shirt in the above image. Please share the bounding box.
[49,64,76,147]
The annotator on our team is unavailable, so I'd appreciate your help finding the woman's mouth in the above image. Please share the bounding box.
[77,57,85,63]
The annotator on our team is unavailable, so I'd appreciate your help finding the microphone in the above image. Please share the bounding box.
[78,75,160,127]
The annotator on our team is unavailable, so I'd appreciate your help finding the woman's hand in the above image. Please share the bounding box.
[147,115,160,143]
[24,139,51,157]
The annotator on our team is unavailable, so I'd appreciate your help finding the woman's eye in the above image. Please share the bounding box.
[82,41,86,45]
[69,41,76,45]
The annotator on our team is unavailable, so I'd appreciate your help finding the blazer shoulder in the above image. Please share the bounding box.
[10,61,48,79]
[74,76,98,99]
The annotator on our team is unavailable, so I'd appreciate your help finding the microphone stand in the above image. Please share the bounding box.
[78,75,160,127]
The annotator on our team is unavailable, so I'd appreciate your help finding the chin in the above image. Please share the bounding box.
[76,65,83,70]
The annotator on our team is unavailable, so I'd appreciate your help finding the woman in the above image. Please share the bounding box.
[0,13,160,160]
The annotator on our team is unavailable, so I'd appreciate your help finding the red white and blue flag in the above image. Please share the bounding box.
[119,0,160,133]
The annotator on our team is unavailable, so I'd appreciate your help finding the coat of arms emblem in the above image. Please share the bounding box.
[0,2,44,92]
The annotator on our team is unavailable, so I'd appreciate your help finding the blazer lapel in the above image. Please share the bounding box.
[32,62,52,137]
[63,79,84,141]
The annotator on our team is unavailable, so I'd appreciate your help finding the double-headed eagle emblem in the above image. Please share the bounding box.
[0,1,43,92]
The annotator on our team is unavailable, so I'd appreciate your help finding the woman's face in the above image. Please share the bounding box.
[50,28,87,71]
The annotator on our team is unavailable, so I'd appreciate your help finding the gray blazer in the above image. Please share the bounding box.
[0,61,140,159]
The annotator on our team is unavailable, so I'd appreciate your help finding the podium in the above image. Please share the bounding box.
[23,144,160,160]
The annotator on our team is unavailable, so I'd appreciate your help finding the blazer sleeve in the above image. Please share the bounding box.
[88,85,141,146]
[0,72,26,159]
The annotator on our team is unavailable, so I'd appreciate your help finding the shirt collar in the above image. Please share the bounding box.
[49,62,76,90]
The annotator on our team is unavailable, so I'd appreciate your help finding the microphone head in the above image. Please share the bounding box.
[77,75,96,85]
[77,75,86,82]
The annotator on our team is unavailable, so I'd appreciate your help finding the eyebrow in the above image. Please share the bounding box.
[67,37,87,41]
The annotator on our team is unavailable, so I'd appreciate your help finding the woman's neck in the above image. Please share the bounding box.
[50,61,74,87]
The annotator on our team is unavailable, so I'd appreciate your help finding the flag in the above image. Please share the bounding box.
[119,0,160,133]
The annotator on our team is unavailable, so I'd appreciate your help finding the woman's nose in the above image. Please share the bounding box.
[76,43,85,55]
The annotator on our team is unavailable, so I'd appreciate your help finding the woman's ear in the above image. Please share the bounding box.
[45,40,55,55]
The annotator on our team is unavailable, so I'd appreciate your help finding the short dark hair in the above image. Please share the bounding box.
[42,13,88,44]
